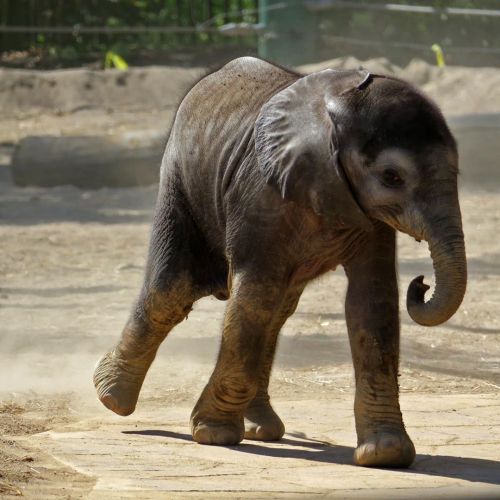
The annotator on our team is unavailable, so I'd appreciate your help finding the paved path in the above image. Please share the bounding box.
[34,394,500,499]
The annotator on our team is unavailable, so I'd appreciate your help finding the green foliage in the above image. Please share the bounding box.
[0,0,259,66]
[0,0,498,68]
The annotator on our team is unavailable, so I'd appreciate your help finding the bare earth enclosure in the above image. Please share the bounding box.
[0,59,499,498]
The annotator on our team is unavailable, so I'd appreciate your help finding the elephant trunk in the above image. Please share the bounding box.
[406,209,467,327]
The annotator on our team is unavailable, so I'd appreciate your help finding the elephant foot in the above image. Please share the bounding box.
[244,401,285,441]
[93,351,146,417]
[354,431,416,468]
[191,415,244,446]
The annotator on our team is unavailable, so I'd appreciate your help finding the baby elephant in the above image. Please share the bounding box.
[94,57,466,467]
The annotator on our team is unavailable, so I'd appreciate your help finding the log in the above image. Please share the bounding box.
[9,113,500,189]
[10,131,165,188]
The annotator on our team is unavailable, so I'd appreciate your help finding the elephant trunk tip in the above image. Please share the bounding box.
[406,273,466,327]
[406,275,436,327]
[405,215,467,327]
[408,275,430,301]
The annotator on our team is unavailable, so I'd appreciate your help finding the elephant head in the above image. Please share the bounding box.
[255,69,466,327]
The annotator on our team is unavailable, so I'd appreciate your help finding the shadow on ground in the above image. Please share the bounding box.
[123,429,500,486]
[0,184,157,225]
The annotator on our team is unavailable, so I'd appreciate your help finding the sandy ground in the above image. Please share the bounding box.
[0,61,499,498]
[0,170,499,498]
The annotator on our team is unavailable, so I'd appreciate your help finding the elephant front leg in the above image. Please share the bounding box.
[191,272,289,445]
[344,224,415,467]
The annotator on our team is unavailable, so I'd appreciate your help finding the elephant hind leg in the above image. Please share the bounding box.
[244,287,303,441]
[191,272,303,445]
[244,393,285,442]
[94,182,207,416]
[94,281,196,416]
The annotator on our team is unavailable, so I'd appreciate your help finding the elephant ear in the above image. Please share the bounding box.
[255,69,372,231]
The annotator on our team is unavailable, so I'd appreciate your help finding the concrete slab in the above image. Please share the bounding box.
[33,394,500,499]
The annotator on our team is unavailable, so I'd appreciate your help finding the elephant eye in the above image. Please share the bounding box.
[382,169,404,188]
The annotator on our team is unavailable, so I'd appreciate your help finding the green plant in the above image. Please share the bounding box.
[104,50,129,70]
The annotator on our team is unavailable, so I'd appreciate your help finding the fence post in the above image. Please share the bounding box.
[258,0,317,66]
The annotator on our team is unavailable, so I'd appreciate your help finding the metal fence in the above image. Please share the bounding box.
[260,0,500,66]
[1,0,499,68]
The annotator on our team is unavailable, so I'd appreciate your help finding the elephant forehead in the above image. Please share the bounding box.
[374,148,416,172]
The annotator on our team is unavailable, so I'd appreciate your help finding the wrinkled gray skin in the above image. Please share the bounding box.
[94,57,467,468]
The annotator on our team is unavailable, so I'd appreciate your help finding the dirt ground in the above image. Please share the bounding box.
[0,61,499,498]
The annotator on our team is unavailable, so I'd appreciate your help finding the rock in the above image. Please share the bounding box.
[0,66,204,117]
[400,59,438,86]
[297,56,400,76]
